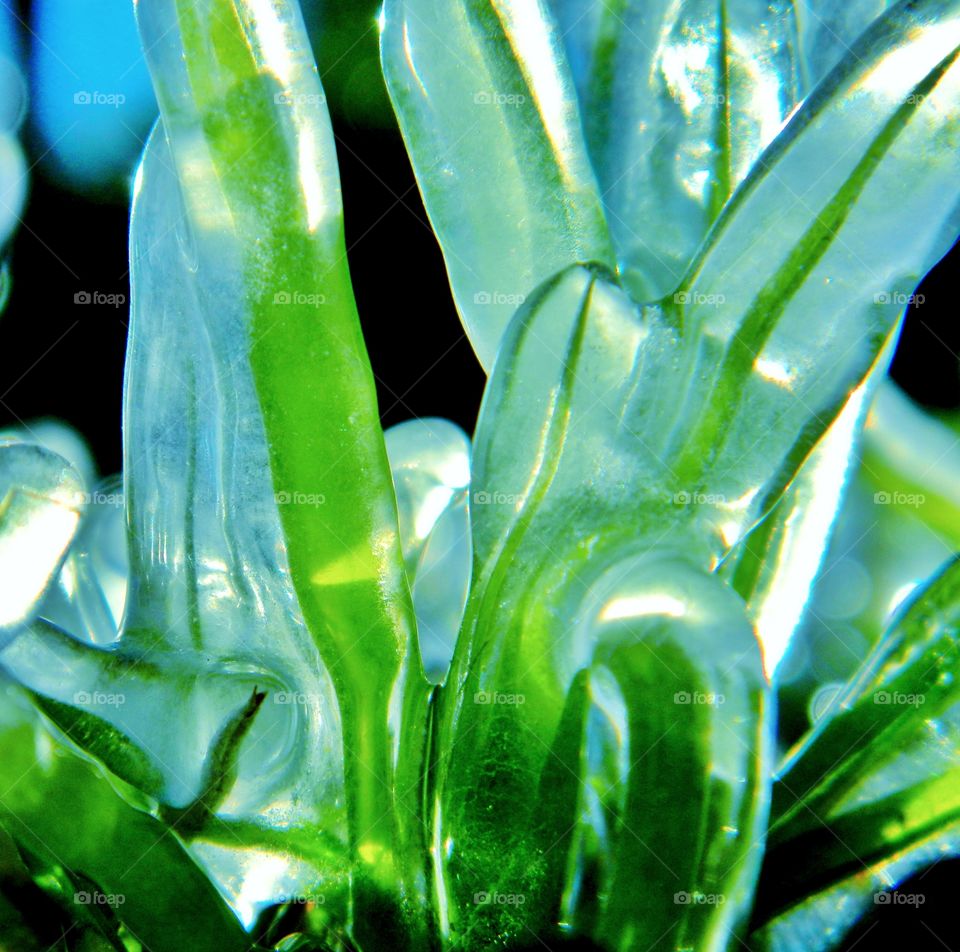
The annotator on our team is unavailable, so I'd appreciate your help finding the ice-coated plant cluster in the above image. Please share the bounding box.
[0,1,958,950]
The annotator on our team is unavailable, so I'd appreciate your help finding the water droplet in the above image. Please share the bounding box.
[809,682,845,724]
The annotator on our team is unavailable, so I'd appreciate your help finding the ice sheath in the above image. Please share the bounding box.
[130,0,436,943]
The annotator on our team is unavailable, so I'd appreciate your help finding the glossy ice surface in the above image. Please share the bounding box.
[385,417,471,681]
[0,442,83,635]
[383,0,960,675]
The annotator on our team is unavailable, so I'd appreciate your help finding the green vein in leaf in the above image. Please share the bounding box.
[707,0,733,224]
[675,0,914,295]
[466,1,563,194]
[184,363,203,652]
[585,0,629,168]
[464,0,600,243]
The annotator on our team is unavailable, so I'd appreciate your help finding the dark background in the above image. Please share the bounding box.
[0,3,958,950]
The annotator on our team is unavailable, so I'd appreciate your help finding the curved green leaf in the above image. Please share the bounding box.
[435,546,771,949]
[135,0,423,700]
[3,0,433,936]
[1,125,351,928]
[380,0,615,371]
[133,0,432,936]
